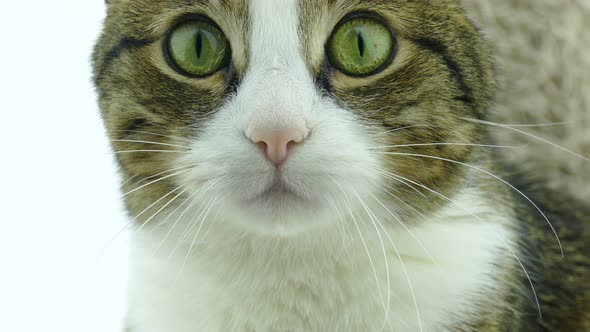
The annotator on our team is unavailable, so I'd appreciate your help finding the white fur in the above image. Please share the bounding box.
[175,0,380,234]
[127,185,512,331]
[126,1,513,331]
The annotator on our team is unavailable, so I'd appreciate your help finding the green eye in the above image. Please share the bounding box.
[327,16,395,76]
[167,20,229,77]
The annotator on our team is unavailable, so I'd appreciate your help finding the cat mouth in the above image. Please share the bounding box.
[242,171,308,205]
[256,179,300,201]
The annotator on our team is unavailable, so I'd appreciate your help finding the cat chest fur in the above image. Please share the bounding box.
[126,188,512,332]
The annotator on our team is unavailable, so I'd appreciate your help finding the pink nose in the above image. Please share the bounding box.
[247,127,308,166]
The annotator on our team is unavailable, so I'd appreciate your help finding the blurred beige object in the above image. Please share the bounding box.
[463,1,590,200]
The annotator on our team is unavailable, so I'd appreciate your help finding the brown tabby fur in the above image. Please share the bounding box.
[93,0,589,330]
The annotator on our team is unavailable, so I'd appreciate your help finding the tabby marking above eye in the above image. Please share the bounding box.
[165,18,230,77]
[327,14,396,77]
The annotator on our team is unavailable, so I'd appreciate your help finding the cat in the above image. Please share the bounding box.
[93,0,589,331]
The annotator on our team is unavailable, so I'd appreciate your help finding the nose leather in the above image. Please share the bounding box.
[247,127,308,166]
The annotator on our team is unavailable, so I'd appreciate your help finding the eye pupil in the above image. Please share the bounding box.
[167,19,229,77]
[327,16,395,76]
[358,33,365,58]
[196,32,203,59]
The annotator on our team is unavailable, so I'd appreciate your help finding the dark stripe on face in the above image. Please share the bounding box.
[96,37,152,82]
[410,37,475,106]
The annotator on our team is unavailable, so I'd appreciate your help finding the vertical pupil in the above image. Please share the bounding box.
[357,32,365,57]
[196,32,203,59]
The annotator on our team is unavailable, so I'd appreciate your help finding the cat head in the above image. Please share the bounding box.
[93,0,494,235]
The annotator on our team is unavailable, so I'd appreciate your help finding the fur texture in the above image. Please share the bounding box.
[92,1,589,331]
[126,185,512,331]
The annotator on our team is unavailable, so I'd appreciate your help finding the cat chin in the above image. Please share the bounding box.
[176,160,380,236]
[212,175,379,236]
[218,197,338,236]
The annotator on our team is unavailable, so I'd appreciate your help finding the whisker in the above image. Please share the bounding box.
[120,173,140,188]
[134,187,190,233]
[463,118,590,162]
[375,169,543,318]
[360,194,423,332]
[169,198,211,259]
[110,139,190,150]
[354,191,392,331]
[493,122,568,128]
[333,181,388,325]
[198,192,230,242]
[170,183,227,259]
[327,194,354,257]
[110,149,189,154]
[177,196,219,279]
[151,191,201,256]
[369,192,438,265]
[113,129,194,143]
[377,170,428,199]
[129,164,197,188]
[154,178,224,256]
[375,151,564,257]
[378,181,435,224]
[148,188,198,232]
[85,185,183,278]
[370,142,523,150]
[149,180,216,234]
[121,168,192,198]
[374,124,441,137]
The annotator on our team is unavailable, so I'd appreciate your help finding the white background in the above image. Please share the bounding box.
[0,2,127,331]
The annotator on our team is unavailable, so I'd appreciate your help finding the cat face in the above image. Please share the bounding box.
[94,0,494,234]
